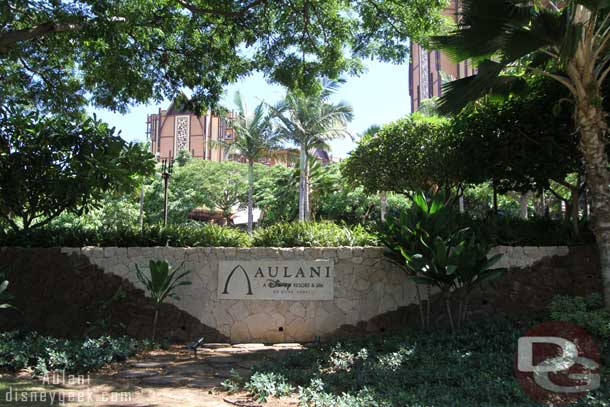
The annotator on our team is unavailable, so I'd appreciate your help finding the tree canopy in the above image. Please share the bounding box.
[343,113,454,194]
[1,0,449,114]
[449,77,580,193]
[0,107,154,230]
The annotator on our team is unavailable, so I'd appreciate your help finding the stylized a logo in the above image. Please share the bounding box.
[221,265,253,295]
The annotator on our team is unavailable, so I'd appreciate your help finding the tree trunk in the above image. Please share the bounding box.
[247,161,254,235]
[459,195,465,214]
[570,186,580,236]
[305,163,311,220]
[535,189,547,217]
[139,184,145,230]
[298,144,307,221]
[575,100,610,308]
[492,182,498,214]
[519,192,529,219]
[380,191,387,222]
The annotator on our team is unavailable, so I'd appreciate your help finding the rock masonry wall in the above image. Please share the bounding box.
[58,245,571,342]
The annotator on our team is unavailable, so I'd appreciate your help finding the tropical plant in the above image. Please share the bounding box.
[381,192,505,330]
[0,105,154,230]
[433,0,610,307]
[220,92,283,234]
[271,79,353,221]
[134,259,192,341]
[381,192,458,328]
[412,234,505,330]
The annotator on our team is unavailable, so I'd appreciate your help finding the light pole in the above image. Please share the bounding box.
[161,157,174,226]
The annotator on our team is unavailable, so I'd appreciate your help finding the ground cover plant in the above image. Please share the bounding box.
[0,331,140,376]
[222,318,610,407]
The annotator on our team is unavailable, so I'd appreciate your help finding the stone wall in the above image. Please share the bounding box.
[365,246,601,333]
[0,245,596,343]
[61,247,415,343]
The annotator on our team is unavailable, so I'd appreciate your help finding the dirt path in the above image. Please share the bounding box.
[0,343,302,407]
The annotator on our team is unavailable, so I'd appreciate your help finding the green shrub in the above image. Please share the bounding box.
[220,369,246,394]
[549,294,610,339]
[252,222,378,247]
[0,218,592,248]
[244,372,294,403]
[0,332,140,375]
[0,223,250,248]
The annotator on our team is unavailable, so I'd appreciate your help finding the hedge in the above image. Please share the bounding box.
[0,218,594,248]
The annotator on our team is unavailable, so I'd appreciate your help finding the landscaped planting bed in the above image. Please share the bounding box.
[222,318,610,407]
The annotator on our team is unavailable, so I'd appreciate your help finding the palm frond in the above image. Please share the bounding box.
[437,60,527,115]
[432,0,531,61]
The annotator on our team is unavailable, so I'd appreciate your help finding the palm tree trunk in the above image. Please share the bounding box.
[576,101,610,308]
[519,192,529,220]
[304,155,310,221]
[247,161,254,235]
[298,144,307,221]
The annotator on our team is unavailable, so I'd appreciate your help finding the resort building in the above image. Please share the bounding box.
[146,103,235,162]
[409,0,474,112]
[146,103,331,167]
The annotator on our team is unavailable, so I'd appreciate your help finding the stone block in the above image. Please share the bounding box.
[82,246,103,258]
[337,248,353,259]
[228,302,250,322]
[363,247,381,258]
[289,302,306,318]
[352,257,364,265]
[321,248,337,258]
[336,298,354,314]
[279,248,295,259]
[126,247,141,258]
[103,247,118,258]
[230,321,251,342]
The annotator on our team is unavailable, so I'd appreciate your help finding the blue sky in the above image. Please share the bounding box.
[90,60,411,158]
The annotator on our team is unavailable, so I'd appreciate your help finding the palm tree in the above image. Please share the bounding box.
[271,80,353,221]
[221,92,282,234]
[433,0,610,308]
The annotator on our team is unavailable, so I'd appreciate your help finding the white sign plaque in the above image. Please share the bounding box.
[218,259,334,300]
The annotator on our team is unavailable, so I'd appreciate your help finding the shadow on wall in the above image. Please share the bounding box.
[0,248,226,343]
[334,246,602,336]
